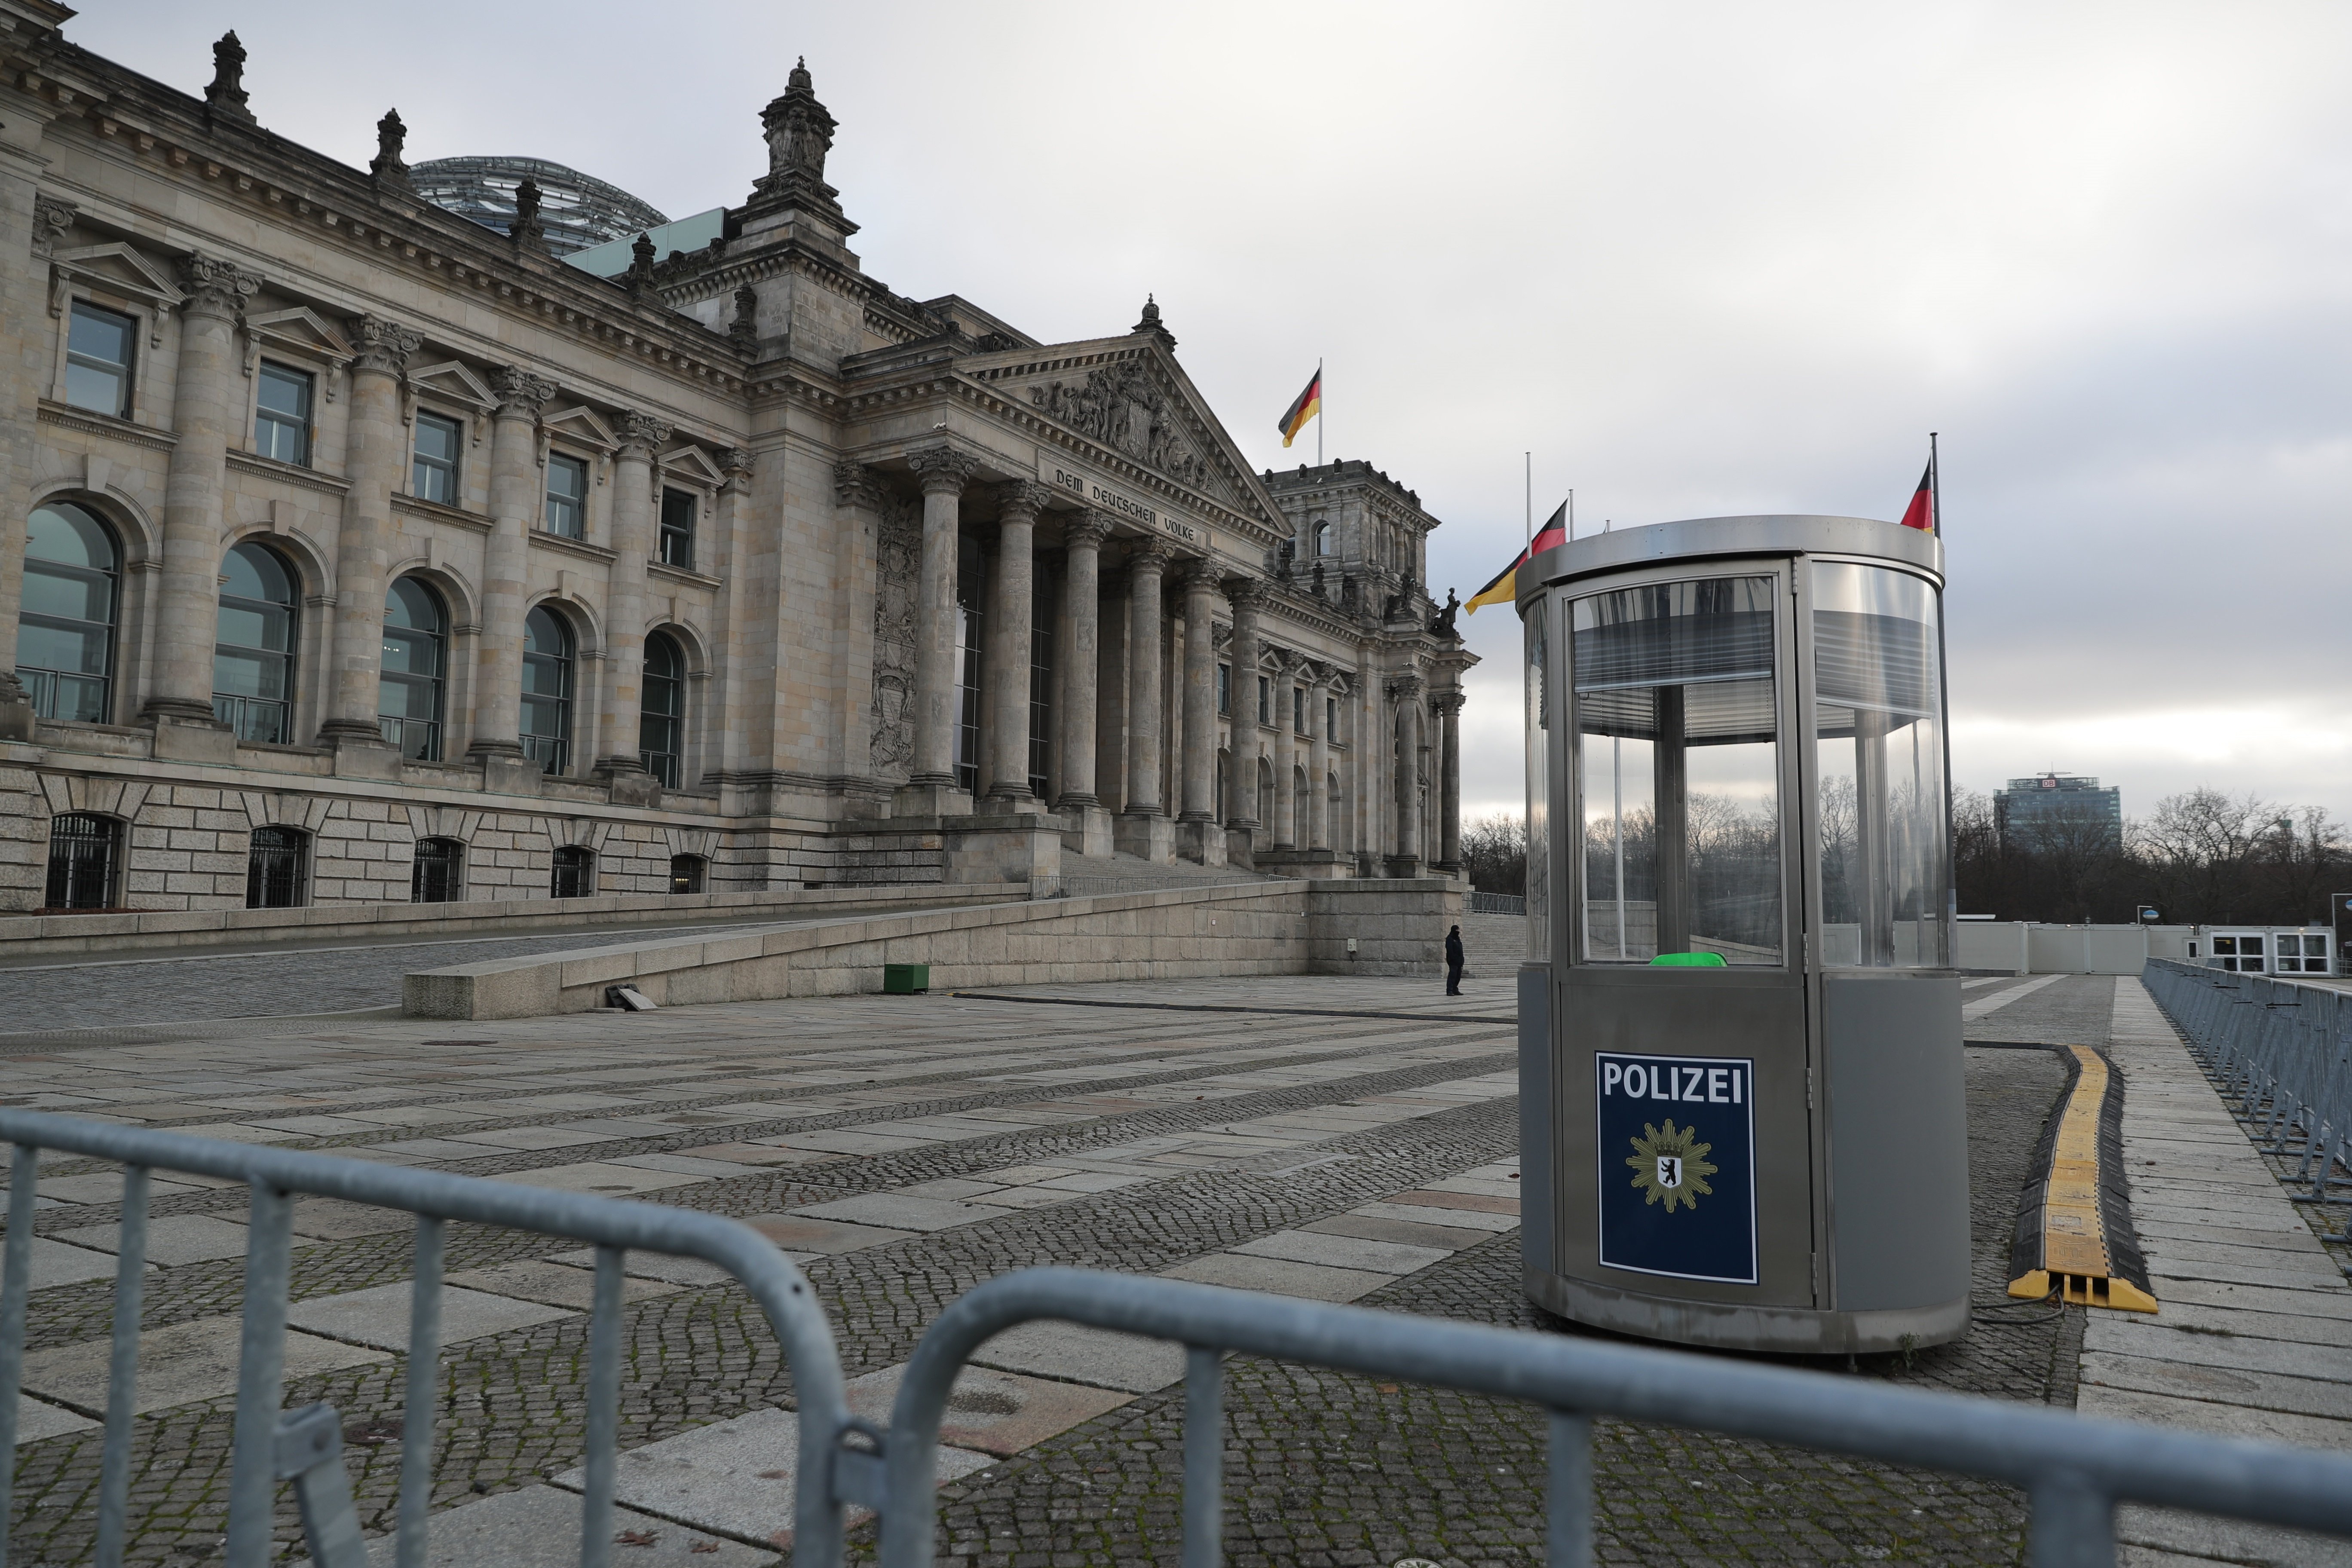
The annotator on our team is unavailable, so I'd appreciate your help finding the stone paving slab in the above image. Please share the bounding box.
[1351,1198,1520,1232]
[843,1362,1133,1456]
[20,1316,385,1414]
[347,1484,777,1567]
[52,1213,251,1266]
[288,1283,576,1352]
[1230,1228,1452,1274]
[738,1214,915,1256]
[445,1259,683,1311]
[500,1161,710,1196]
[547,1248,734,1288]
[287,1197,416,1239]
[791,1193,1013,1233]
[14,1394,95,1445]
[549,1406,993,1550]
[1162,1251,1397,1302]
[18,1236,132,1290]
[969,1320,1187,1393]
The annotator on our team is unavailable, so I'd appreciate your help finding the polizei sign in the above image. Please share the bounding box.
[1594,1052,1758,1285]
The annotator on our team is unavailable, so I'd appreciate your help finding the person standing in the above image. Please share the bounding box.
[1446,924,1466,996]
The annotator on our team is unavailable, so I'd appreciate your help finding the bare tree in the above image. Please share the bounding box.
[1460,813,1527,896]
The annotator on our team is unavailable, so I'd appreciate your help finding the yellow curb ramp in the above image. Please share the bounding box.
[2009,1044,2159,1314]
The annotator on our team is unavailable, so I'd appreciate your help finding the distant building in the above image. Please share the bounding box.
[1996,774,2123,851]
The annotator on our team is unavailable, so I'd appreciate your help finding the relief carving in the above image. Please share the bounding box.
[1026,361,1220,496]
[869,493,920,777]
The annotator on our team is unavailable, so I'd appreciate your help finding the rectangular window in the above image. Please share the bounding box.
[659,487,696,570]
[413,411,461,504]
[1327,695,1338,741]
[65,301,135,419]
[545,453,588,538]
[1574,576,1782,967]
[1294,686,1306,734]
[1257,676,1270,725]
[1217,663,1231,717]
[254,362,313,466]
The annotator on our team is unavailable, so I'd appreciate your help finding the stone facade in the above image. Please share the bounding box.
[0,16,1473,914]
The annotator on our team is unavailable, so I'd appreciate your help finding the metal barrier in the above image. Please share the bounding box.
[0,1107,853,1568]
[1469,890,1526,915]
[18,1099,2352,1568]
[2144,958,2352,1204]
[878,1267,2352,1568]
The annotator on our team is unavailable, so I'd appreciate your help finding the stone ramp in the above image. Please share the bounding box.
[2088,974,2352,1566]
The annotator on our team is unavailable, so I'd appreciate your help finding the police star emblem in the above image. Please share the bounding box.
[1626,1120,1716,1213]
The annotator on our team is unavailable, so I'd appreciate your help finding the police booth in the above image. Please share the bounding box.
[1516,516,1970,1355]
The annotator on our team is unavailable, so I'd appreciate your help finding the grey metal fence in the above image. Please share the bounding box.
[2144,957,2352,1206]
[16,1101,2352,1568]
[1469,890,1526,915]
[878,1266,2352,1568]
[0,1107,853,1568]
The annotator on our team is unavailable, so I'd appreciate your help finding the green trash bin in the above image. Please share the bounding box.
[883,963,930,995]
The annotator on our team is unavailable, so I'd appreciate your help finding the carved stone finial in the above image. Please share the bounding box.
[349,314,423,377]
[906,446,981,496]
[624,232,658,300]
[370,109,410,189]
[492,365,557,418]
[31,197,75,259]
[1132,293,1175,347]
[729,285,759,349]
[616,410,673,458]
[750,57,848,223]
[206,31,255,124]
[175,254,261,319]
[510,178,547,252]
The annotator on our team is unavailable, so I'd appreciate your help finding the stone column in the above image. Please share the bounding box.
[1306,672,1332,851]
[1225,580,1264,837]
[318,314,422,772]
[469,368,554,789]
[1055,513,1109,808]
[1272,659,1299,850]
[1176,558,1225,864]
[1113,540,1172,861]
[594,410,670,802]
[0,185,74,741]
[983,482,1047,809]
[903,446,980,812]
[144,256,261,759]
[1389,673,1425,875]
[832,458,884,791]
[1436,691,1464,875]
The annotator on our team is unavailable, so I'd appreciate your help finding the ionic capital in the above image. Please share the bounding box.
[349,313,423,377]
[615,410,673,460]
[908,445,981,496]
[493,365,557,419]
[176,254,261,320]
[994,480,1054,524]
[832,458,885,511]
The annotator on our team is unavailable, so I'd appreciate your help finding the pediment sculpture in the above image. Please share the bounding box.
[1026,361,1219,496]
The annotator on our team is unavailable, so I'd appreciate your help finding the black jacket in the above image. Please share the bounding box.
[1445,931,1465,966]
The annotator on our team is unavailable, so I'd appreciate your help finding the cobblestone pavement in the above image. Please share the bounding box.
[0,967,2088,1566]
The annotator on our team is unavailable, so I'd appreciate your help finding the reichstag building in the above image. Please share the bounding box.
[0,22,1473,913]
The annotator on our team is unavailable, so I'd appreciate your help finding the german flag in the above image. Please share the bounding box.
[1277,369,1321,448]
[1898,462,1934,532]
[1465,502,1569,615]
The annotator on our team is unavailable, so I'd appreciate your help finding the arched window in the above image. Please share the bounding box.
[380,578,447,761]
[247,825,307,909]
[17,502,120,723]
[521,605,574,775]
[412,836,462,903]
[214,542,298,744]
[45,813,120,911]
[1314,520,1332,557]
[669,854,706,895]
[639,631,684,789]
[550,844,594,899]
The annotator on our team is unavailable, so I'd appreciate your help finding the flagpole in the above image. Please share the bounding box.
[1568,489,1574,542]
[1929,430,1940,534]
[1525,452,1532,544]
[1316,358,1324,467]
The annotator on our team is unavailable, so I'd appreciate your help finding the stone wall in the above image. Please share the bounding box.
[404,877,1461,1020]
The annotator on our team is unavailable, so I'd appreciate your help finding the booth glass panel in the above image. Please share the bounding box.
[1571,575,1782,966]
[1812,561,1950,968]
[1525,604,1550,961]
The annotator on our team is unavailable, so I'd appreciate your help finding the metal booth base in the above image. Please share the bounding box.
[1525,1266,1970,1357]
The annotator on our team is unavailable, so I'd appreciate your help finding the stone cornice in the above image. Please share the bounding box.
[37,399,178,451]
[225,448,350,495]
[389,493,492,533]
[22,40,756,392]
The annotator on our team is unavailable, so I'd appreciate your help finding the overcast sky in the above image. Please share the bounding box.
[71,3,2352,826]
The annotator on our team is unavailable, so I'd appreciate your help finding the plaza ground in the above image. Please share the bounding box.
[0,959,2342,1565]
